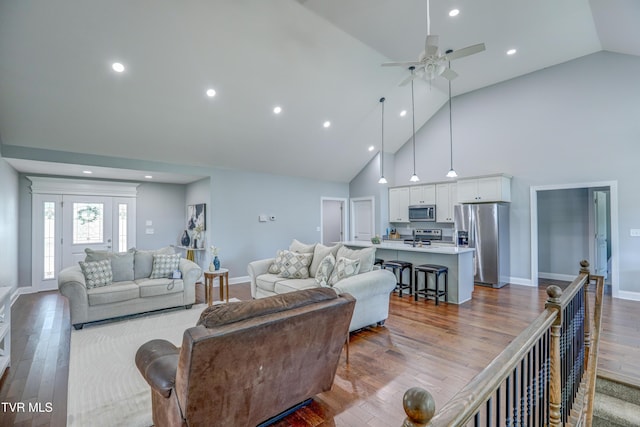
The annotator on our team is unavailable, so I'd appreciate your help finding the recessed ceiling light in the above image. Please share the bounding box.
[112,62,125,73]
[273,106,282,114]
[368,146,375,152]
[449,9,460,17]
[82,170,92,174]
[323,121,331,128]
[206,89,216,97]
[507,48,517,55]
[144,175,153,179]
[400,110,407,117]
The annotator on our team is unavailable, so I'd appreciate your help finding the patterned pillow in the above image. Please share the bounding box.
[277,251,313,279]
[79,259,113,289]
[268,250,287,274]
[150,254,180,279]
[314,254,336,287]
[328,256,361,286]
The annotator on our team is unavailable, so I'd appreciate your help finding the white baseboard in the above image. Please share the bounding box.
[207,275,250,287]
[11,286,37,306]
[538,272,576,282]
[508,276,535,287]
[615,290,640,302]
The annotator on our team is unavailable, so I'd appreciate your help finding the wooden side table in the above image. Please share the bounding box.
[204,268,230,305]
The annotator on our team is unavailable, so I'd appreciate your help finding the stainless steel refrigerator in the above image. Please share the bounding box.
[454,203,510,288]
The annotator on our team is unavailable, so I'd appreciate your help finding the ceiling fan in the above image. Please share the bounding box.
[382,0,485,86]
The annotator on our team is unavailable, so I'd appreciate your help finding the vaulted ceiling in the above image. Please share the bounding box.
[0,0,638,183]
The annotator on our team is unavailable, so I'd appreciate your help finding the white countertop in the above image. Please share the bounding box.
[342,241,475,255]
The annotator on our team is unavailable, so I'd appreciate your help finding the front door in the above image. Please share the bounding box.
[594,190,609,279]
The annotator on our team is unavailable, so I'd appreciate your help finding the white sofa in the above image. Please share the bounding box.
[58,247,202,329]
[248,241,396,332]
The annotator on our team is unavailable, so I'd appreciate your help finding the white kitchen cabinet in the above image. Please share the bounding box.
[409,184,436,205]
[456,175,511,203]
[389,187,410,223]
[436,182,457,223]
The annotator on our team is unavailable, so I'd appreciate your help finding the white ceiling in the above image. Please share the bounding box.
[0,0,638,183]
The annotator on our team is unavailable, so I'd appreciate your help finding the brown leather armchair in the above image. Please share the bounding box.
[136,288,355,427]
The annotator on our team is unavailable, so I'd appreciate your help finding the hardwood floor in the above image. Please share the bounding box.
[0,281,637,427]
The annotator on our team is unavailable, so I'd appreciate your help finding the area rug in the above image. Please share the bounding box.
[67,301,240,427]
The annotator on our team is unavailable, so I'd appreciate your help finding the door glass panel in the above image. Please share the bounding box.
[118,204,128,252]
[43,202,56,279]
[73,203,104,244]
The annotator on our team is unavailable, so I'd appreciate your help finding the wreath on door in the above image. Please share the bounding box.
[77,206,100,225]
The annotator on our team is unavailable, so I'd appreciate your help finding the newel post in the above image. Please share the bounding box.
[581,260,592,371]
[546,285,563,427]
[402,387,435,427]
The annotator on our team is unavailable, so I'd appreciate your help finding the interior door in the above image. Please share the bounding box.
[322,200,344,244]
[594,191,609,279]
[352,198,374,242]
[62,196,113,269]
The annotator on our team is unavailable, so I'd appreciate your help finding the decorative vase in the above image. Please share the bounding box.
[209,263,215,272]
[213,255,220,271]
[192,238,198,249]
[180,230,190,247]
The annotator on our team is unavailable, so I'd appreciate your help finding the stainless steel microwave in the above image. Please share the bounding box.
[408,205,436,222]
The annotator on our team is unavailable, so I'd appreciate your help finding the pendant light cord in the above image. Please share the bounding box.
[411,76,416,176]
[380,97,385,178]
[448,79,453,170]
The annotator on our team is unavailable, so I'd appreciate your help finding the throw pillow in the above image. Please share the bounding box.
[84,248,135,282]
[79,259,113,289]
[309,243,342,278]
[134,246,175,279]
[277,250,313,279]
[336,246,376,273]
[289,239,316,254]
[314,254,336,287]
[268,249,287,274]
[328,256,361,286]
[150,254,180,279]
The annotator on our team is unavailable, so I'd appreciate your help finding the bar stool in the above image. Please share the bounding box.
[414,264,448,305]
[382,260,413,297]
[374,258,384,267]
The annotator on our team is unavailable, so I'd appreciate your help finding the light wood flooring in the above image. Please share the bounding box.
[0,280,637,427]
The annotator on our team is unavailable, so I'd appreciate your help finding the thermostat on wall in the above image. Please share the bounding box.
[259,215,268,222]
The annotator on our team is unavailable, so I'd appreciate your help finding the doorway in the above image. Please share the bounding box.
[320,198,347,245]
[350,196,375,242]
[530,181,618,296]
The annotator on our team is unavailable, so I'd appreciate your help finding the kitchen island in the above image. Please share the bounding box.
[343,241,475,304]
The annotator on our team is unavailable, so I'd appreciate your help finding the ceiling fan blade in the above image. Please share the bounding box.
[445,43,486,61]
[426,35,439,56]
[399,73,417,87]
[441,68,458,81]
[382,61,423,67]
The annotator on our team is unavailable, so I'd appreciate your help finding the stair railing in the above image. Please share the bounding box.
[401,261,605,427]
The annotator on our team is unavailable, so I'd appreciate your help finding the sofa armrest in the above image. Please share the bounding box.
[179,258,201,305]
[332,269,396,300]
[135,339,180,398]
[247,258,275,298]
[58,265,89,325]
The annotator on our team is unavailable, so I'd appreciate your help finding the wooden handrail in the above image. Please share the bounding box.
[584,275,605,427]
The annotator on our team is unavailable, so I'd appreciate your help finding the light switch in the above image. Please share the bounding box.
[145,228,154,234]
[316,226,321,232]
[630,229,640,237]
[145,220,153,226]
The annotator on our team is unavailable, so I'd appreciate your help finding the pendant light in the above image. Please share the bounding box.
[409,67,420,182]
[445,56,458,178]
[378,97,388,184]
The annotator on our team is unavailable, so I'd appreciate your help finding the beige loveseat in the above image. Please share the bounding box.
[248,240,396,332]
[58,247,202,329]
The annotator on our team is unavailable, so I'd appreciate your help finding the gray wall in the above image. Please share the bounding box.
[349,151,395,236]
[389,51,640,292]
[135,182,186,250]
[537,189,589,276]
[210,168,349,278]
[0,154,19,292]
